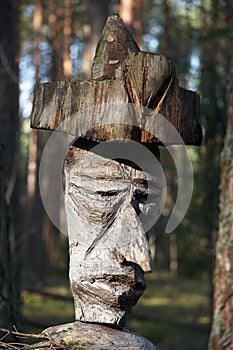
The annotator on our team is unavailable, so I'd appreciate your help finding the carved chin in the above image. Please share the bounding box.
[70,269,146,327]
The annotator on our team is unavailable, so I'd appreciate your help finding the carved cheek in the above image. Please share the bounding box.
[65,182,129,246]
[68,187,127,225]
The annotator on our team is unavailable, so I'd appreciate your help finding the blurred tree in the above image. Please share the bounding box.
[197,0,227,322]
[115,0,142,47]
[49,0,64,81]
[82,0,108,78]
[26,0,67,282]
[63,0,72,79]
[26,0,46,283]
[0,0,20,328]
[46,0,64,81]
[21,0,87,284]
[161,0,178,277]
[161,0,172,57]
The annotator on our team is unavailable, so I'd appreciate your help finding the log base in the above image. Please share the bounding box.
[42,321,157,350]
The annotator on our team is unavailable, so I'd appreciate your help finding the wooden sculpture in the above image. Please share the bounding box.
[31,14,201,350]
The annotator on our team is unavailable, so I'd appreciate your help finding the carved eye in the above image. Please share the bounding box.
[97,190,118,197]
[131,190,148,216]
[133,190,148,203]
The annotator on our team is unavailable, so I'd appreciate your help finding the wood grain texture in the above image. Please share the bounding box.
[91,14,140,80]
[31,14,202,146]
[30,79,135,140]
[43,321,157,350]
[64,146,164,326]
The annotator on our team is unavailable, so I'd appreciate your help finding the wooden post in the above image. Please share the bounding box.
[31,14,201,350]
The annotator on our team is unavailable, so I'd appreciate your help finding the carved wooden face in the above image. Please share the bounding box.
[64,146,163,325]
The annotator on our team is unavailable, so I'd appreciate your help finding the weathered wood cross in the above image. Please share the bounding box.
[31,14,201,350]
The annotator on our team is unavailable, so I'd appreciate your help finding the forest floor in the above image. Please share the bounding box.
[21,271,211,350]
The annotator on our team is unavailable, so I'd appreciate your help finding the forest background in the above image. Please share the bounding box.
[0,0,232,350]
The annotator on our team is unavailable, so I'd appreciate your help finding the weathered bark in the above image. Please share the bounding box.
[91,14,139,80]
[208,91,233,349]
[208,20,233,349]
[31,64,200,145]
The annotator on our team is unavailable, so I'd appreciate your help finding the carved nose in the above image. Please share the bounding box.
[117,202,152,273]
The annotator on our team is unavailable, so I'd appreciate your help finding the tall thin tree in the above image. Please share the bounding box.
[63,0,72,79]
[49,0,64,81]
[159,0,178,276]
[116,0,142,47]
[82,0,108,78]
[208,1,233,348]
[26,0,47,282]
[0,0,20,328]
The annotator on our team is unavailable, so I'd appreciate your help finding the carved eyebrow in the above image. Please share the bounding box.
[70,175,132,190]
[71,173,126,182]
[69,182,130,199]
[74,164,125,180]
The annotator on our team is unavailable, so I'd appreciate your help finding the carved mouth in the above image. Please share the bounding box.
[71,269,146,319]
[70,258,147,316]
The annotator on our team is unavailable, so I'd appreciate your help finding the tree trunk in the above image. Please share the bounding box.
[116,0,142,47]
[49,0,64,81]
[63,0,72,79]
[160,0,178,276]
[0,0,20,328]
[199,0,228,327]
[208,2,233,348]
[162,0,172,58]
[82,0,108,78]
[46,0,70,270]
[27,0,41,204]
[26,0,47,282]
